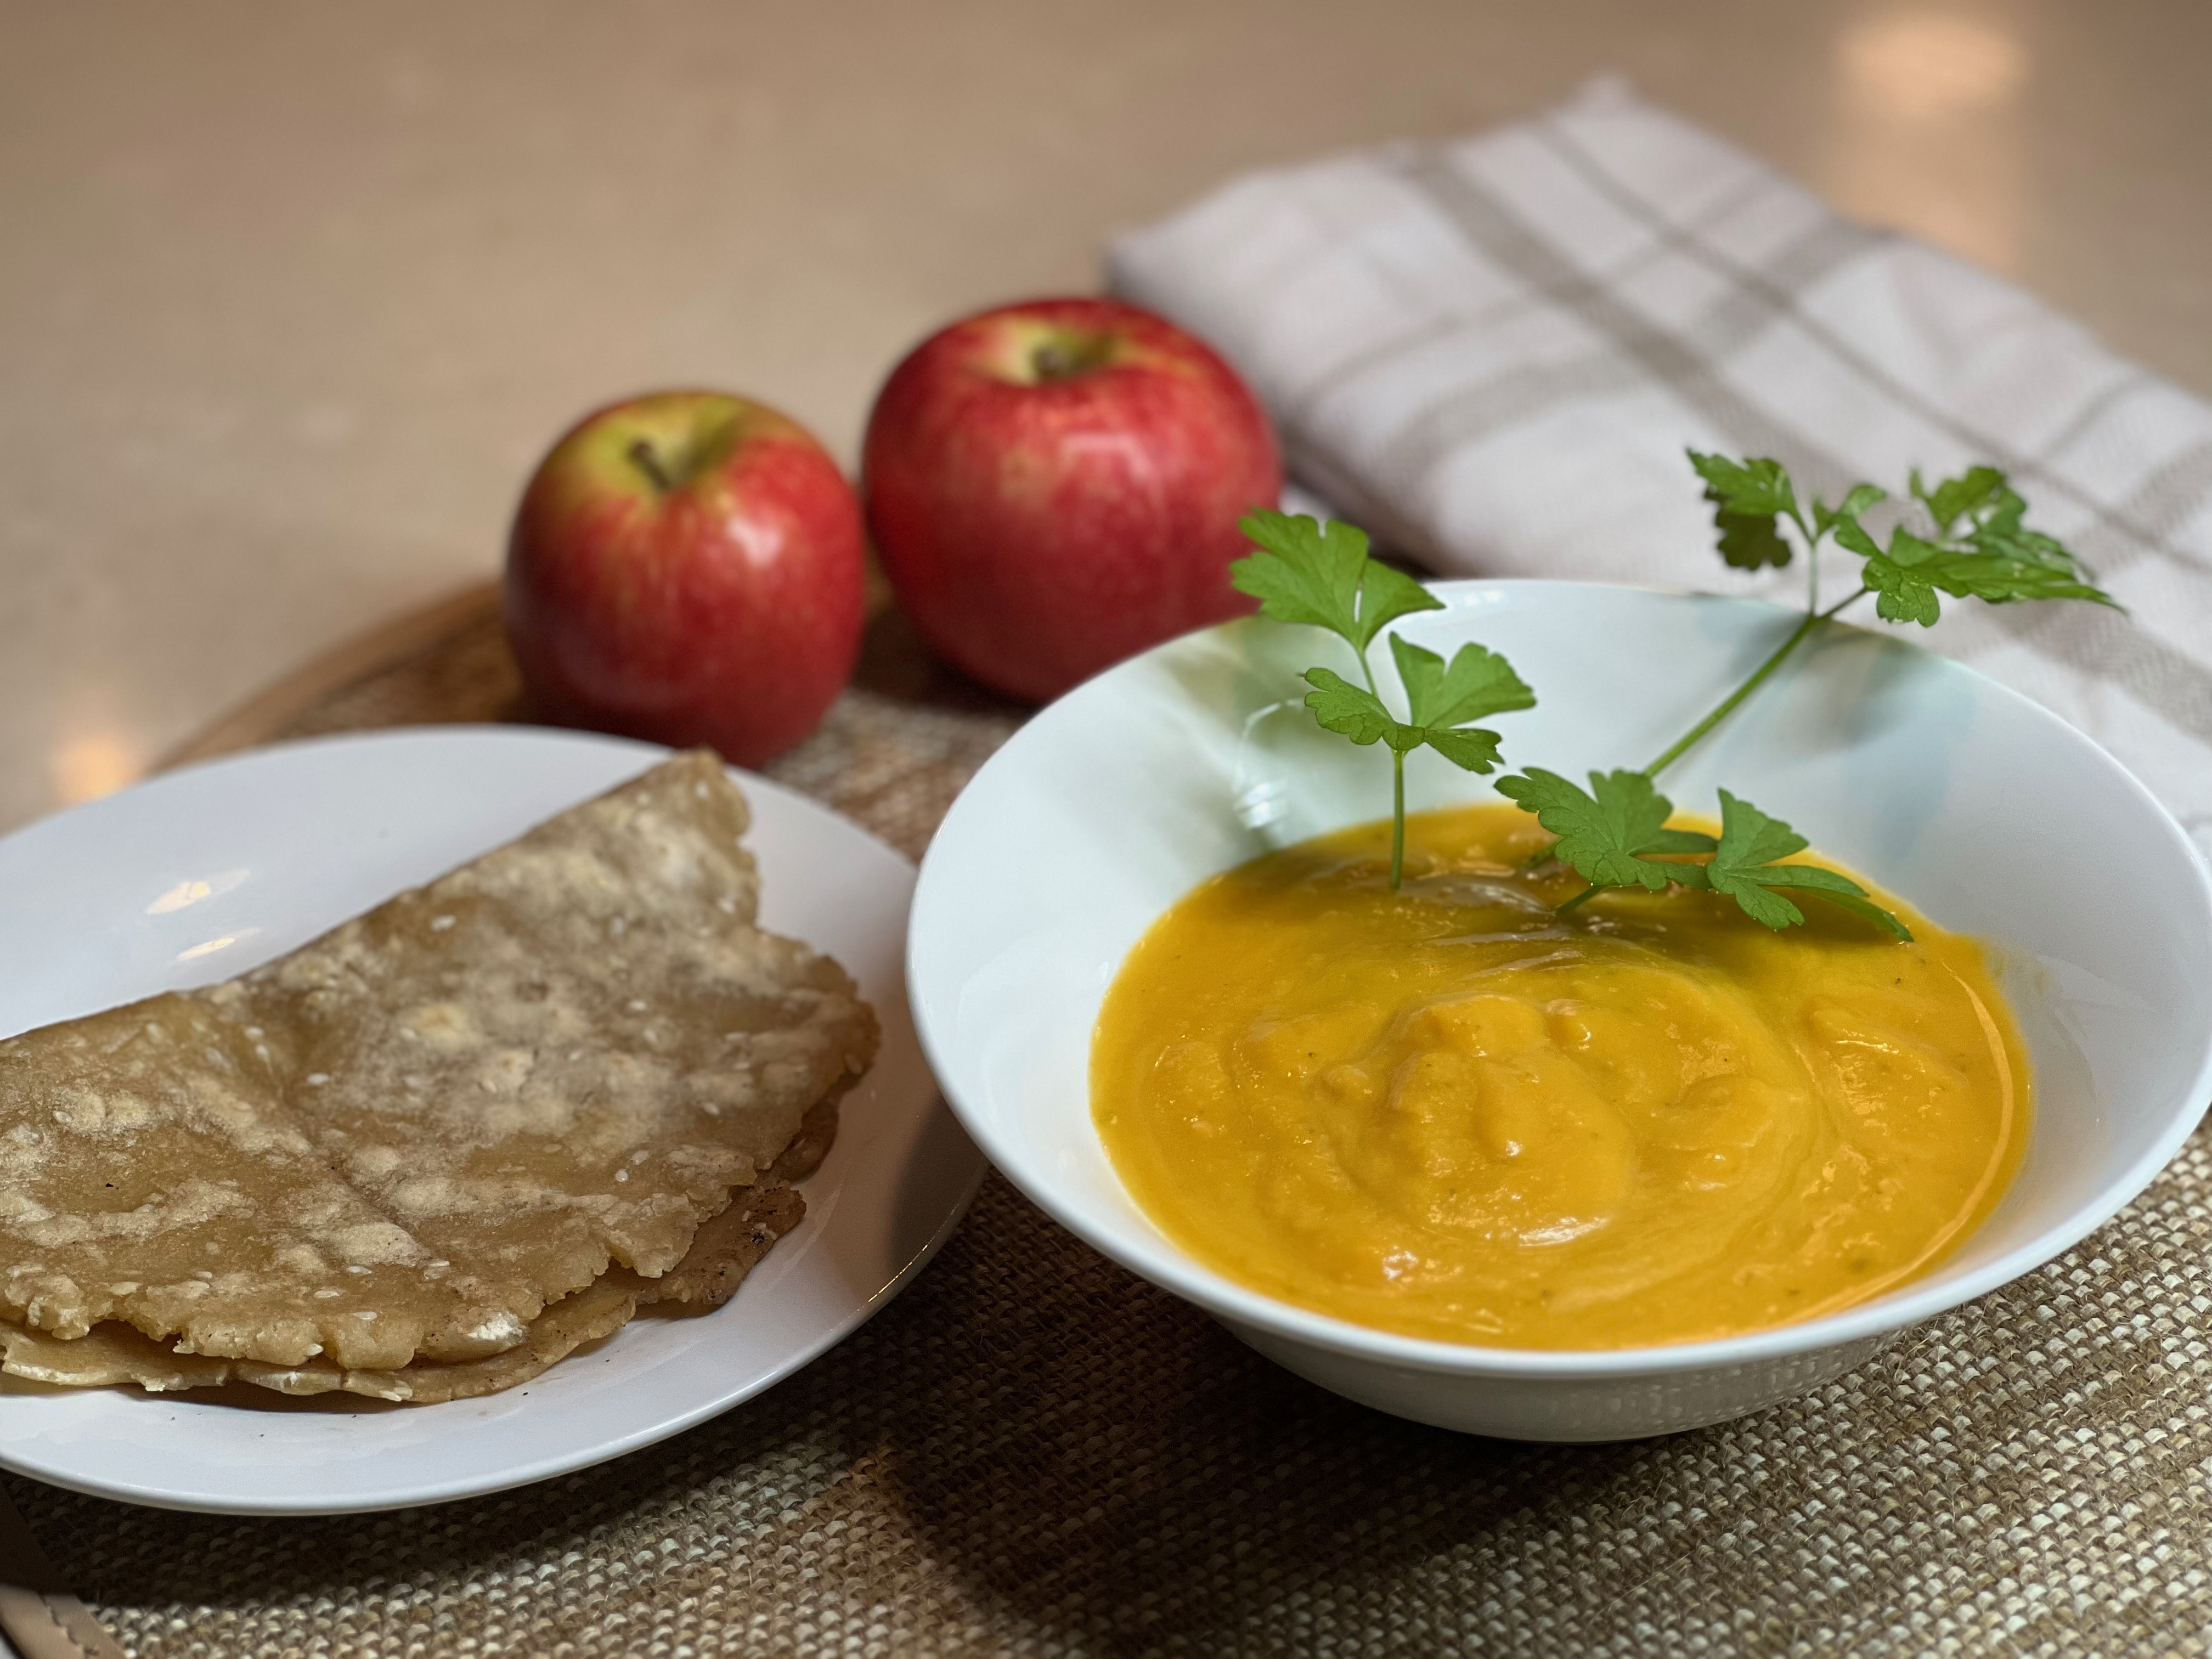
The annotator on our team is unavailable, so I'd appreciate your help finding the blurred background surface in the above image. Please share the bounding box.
[2,0,2205,828]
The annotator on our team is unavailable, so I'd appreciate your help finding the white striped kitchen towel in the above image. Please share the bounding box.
[1109,80,2212,855]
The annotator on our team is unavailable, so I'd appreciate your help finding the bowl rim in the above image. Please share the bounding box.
[912,578,2212,1379]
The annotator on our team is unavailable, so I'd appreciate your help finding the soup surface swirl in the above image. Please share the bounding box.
[1092,803,2029,1349]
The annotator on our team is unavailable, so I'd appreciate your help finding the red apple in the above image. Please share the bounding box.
[504,391,865,768]
[861,297,1281,701]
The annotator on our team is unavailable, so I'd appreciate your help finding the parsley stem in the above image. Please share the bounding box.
[1785,506,1819,615]
[1390,748,1407,890]
[1353,641,1410,892]
[1354,648,1384,704]
[1642,584,1871,779]
[1555,883,1599,913]
[1819,584,1870,623]
[1642,613,1818,778]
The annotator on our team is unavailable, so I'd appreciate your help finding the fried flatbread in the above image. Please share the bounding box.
[0,751,875,1378]
[0,1175,813,1403]
[637,1181,808,1311]
[0,1265,644,1403]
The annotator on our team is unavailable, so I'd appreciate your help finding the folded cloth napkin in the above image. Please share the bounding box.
[1109,80,2212,854]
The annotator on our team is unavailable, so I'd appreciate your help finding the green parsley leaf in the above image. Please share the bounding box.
[1231,510,1443,651]
[1830,516,1882,561]
[1711,507,1794,572]
[1420,726,1510,772]
[1688,450,1798,570]
[1697,790,1911,939]
[1300,668,1398,747]
[1300,639,1532,773]
[1389,635,1534,771]
[1859,523,2115,627]
[1355,562,1449,652]
[1912,465,2007,534]
[1863,556,1942,626]
[1688,452,1798,519]
[1234,507,1535,889]
[1391,635,1536,731]
[1825,466,2117,627]
[1970,487,2094,574]
[1495,768,1716,892]
[1813,482,1886,540]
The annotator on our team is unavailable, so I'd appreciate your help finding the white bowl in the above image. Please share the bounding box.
[909,582,2212,1441]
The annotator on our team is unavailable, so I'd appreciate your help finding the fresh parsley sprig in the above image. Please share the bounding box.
[1234,453,2117,939]
[1494,769,1717,898]
[1230,511,1534,889]
[1846,466,2114,626]
[1499,452,2113,926]
[1494,770,1909,937]
[1695,789,1911,939]
[1651,452,2119,778]
[1693,449,2112,625]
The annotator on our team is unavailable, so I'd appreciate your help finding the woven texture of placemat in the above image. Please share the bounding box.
[11,597,2212,1656]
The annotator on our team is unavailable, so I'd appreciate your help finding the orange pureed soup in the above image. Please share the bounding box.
[1091,803,2029,1349]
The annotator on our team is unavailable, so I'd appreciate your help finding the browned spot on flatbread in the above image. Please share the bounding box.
[631,1086,840,1311]
[766,1086,845,1186]
[640,1184,809,1311]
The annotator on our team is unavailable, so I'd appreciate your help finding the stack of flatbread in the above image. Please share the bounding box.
[0,751,877,1404]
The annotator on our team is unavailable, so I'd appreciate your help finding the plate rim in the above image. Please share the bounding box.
[0,725,986,1515]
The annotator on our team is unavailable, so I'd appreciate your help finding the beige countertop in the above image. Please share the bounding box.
[2,0,2204,830]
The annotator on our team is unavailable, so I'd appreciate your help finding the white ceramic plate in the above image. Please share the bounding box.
[0,727,984,1514]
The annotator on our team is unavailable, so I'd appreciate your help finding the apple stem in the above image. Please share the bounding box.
[628,438,675,494]
[1030,334,1111,384]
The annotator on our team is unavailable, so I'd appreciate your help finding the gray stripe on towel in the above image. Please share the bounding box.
[1397,142,2212,744]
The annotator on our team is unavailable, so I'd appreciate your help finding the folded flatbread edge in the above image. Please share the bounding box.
[0,1119,830,1404]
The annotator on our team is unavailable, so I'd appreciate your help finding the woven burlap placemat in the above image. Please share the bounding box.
[8,588,2212,1656]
